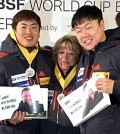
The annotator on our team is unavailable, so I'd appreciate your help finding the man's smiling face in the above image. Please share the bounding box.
[73,19,106,50]
[15,20,40,47]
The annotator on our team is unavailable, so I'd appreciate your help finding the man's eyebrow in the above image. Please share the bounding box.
[31,23,38,26]
[72,21,92,31]
[76,22,91,29]
[20,23,38,26]
[19,23,27,25]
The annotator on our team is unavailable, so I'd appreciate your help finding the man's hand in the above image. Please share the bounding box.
[8,111,25,125]
[96,78,115,94]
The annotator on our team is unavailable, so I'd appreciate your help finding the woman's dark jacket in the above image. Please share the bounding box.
[48,66,77,126]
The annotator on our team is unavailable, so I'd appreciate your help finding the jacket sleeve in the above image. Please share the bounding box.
[113,80,120,95]
[110,48,120,96]
[0,62,8,86]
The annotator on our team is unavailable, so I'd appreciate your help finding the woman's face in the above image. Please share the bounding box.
[57,44,77,75]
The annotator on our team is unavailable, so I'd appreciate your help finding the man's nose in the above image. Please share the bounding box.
[26,27,32,34]
[82,29,88,36]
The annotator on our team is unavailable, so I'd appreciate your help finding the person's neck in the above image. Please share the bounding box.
[62,69,68,76]
[101,33,106,42]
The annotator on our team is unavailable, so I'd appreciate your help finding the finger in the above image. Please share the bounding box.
[17,111,25,122]
[19,111,25,121]
[9,111,25,125]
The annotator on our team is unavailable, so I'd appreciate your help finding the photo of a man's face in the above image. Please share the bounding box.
[83,83,95,100]
[22,90,32,106]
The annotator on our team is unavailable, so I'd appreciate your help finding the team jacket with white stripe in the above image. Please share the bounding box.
[77,27,120,104]
[0,34,53,134]
[76,27,120,134]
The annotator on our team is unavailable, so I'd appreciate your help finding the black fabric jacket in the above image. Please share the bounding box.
[77,27,120,104]
[0,34,54,134]
[82,91,103,118]
[76,27,120,133]
[40,66,80,134]
[48,66,77,126]
[17,101,44,114]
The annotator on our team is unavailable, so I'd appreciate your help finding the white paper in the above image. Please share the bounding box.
[59,75,111,126]
[0,85,48,120]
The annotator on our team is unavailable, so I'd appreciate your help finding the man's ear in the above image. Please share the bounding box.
[100,20,105,30]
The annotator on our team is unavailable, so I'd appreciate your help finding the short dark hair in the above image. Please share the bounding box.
[22,87,30,94]
[71,5,103,29]
[12,10,41,30]
[115,12,120,27]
